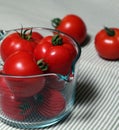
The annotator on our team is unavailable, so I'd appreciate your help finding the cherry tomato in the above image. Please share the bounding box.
[3,51,44,76]
[0,29,43,61]
[95,27,119,60]
[34,34,77,75]
[35,88,66,118]
[1,87,34,121]
[52,14,87,45]
[3,51,46,98]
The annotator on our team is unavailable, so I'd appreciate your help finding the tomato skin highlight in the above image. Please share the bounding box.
[52,14,87,45]
[95,27,119,60]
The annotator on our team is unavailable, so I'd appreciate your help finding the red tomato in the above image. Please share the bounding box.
[34,34,77,75]
[0,76,12,95]
[3,51,44,76]
[52,14,87,45]
[3,51,46,98]
[1,89,34,121]
[0,75,35,121]
[95,27,119,60]
[31,32,43,43]
[35,88,66,118]
[0,29,42,61]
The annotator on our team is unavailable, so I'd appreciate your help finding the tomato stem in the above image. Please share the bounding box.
[34,94,44,104]
[104,27,115,36]
[19,102,31,114]
[17,28,33,40]
[52,34,63,46]
[37,59,48,71]
[51,18,61,28]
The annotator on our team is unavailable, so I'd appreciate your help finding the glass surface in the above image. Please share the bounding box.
[0,27,81,128]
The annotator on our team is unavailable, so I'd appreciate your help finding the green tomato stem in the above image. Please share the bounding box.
[37,59,48,71]
[34,94,44,104]
[51,18,61,28]
[17,27,33,40]
[19,102,31,114]
[52,34,63,46]
[104,27,115,36]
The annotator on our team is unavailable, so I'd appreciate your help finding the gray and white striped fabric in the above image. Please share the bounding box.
[0,0,119,130]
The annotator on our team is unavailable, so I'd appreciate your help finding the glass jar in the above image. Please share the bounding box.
[0,27,81,128]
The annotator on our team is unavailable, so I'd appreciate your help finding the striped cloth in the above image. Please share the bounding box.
[0,39,118,130]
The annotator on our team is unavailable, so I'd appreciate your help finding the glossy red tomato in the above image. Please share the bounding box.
[3,51,44,76]
[52,14,87,45]
[95,27,119,60]
[0,29,43,61]
[34,34,77,75]
[3,51,46,98]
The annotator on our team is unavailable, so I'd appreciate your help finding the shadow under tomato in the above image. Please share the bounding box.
[80,34,91,47]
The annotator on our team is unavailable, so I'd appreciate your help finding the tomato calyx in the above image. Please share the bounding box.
[34,94,44,104]
[37,59,48,71]
[51,18,61,28]
[17,28,33,40]
[19,102,31,114]
[52,34,63,46]
[104,27,115,36]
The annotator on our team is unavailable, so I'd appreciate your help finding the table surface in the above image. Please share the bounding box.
[0,0,119,130]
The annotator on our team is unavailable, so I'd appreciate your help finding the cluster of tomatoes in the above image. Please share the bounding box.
[51,14,119,60]
[0,13,119,121]
[0,26,78,120]
[0,75,66,120]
